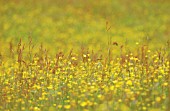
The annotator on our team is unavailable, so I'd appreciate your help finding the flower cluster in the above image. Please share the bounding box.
[0,42,169,111]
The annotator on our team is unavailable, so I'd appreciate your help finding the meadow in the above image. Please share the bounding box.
[0,0,170,111]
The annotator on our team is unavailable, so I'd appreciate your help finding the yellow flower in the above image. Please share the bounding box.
[142,106,147,110]
[71,57,77,60]
[110,86,114,91]
[64,105,71,109]
[80,102,87,107]
[47,85,53,89]
[34,107,40,111]
[126,80,132,86]
[147,50,151,53]
[57,92,62,95]
[155,97,161,102]
[158,75,162,79]
[97,94,104,100]
[163,82,168,86]
[118,99,122,102]
[83,54,87,58]
[58,105,62,109]
[21,107,25,110]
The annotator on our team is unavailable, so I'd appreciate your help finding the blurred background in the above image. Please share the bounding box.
[0,0,169,56]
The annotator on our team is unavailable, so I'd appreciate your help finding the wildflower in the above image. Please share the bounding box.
[126,80,133,86]
[118,99,122,103]
[142,106,147,110]
[21,107,25,110]
[80,102,87,107]
[47,85,53,90]
[147,50,151,53]
[34,107,40,111]
[71,57,77,60]
[97,94,104,100]
[155,97,161,102]
[57,92,62,95]
[64,105,71,109]
[58,105,62,109]
[83,54,87,58]
[147,104,150,107]
[162,95,166,99]
[158,75,162,79]
[163,82,168,86]
[110,86,114,91]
